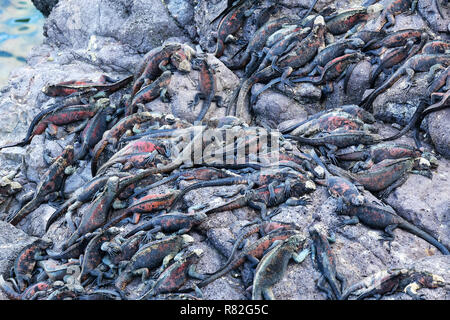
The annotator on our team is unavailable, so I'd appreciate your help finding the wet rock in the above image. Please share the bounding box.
[427,109,450,159]
[251,85,309,129]
[32,0,59,17]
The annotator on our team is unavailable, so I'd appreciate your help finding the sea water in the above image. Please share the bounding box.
[0,0,44,86]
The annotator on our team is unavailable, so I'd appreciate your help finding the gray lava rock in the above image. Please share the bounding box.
[386,157,450,250]
[251,84,309,128]
[417,0,449,33]
[369,73,429,125]
[427,109,450,159]
[45,0,184,54]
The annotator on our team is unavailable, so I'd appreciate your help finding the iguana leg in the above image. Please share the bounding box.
[248,200,269,220]
[378,175,409,199]
[143,227,161,242]
[262,287,276,300]
[285,196,309,206]
[158,59,171,72]
[264,240,283,255]
[213,96,224,108]
[244,254,260,268]
[317,275,335,299]
[188,265,207,281]
[133,267,150,283]
[309,243,317,268]
[410,169,432,179]
[381,223,398,242]
[382,13,396,31]
[292,248,310,263]
[188,93,204,110]
[65,209,77,232]
[160,88,171,103]
[404,282,425,300]
[410,0,418,13]
[336,272,347,293]
[337,216,359,227]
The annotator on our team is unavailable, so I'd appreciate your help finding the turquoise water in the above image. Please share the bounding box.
[0,0,44,86]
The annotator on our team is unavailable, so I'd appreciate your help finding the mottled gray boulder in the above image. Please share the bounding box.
[45,0,184,54]
[251,84,309,128]
[164,0,197,39]
[417,0,449,33]
[427,109,450,159]
[341,59,372,105]
[386,157,450,250]
[369,73,429,126]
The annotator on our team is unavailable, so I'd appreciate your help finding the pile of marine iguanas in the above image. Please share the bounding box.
[0,0,448,300]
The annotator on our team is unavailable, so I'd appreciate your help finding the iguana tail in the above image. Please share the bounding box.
[399,220,449,255]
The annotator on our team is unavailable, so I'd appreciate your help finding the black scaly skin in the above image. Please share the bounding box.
[310,150,364,208]
[7,145,75,225]
[138,249,205,300]
[46,232,99,261]
[193,229,303,290]
[124,212,207,240]
[79,227,121,285]
[252,234,308,300]
[232,16,326,118]
[167,168,308,212]
[292,38,365,77]
[12,239,52,292]
[63,176,120,250]
[227,16,295,71]
[284,130,381,148]
[309,227,345,300]
[324,8,370,35]
[338,202,450,255]
[290,52,364,94]
[360,54,450,111]
[44,172,130,232]
[214,0,255,58]
[369,33,428,88]
[341,268,446,300]
[188,58,223,122]
[201,179,315,220]
[278,105,375,134]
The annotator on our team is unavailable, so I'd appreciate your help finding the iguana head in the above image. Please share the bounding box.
[181,234,195,247]
[172,49,192,73]
[36,238,53,249]
[194,212,207,222]
[417,271,446,289]
[421,152,438,169]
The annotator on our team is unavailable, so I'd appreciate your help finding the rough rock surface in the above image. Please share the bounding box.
[427,109,450,159]
[0,0,448,300]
